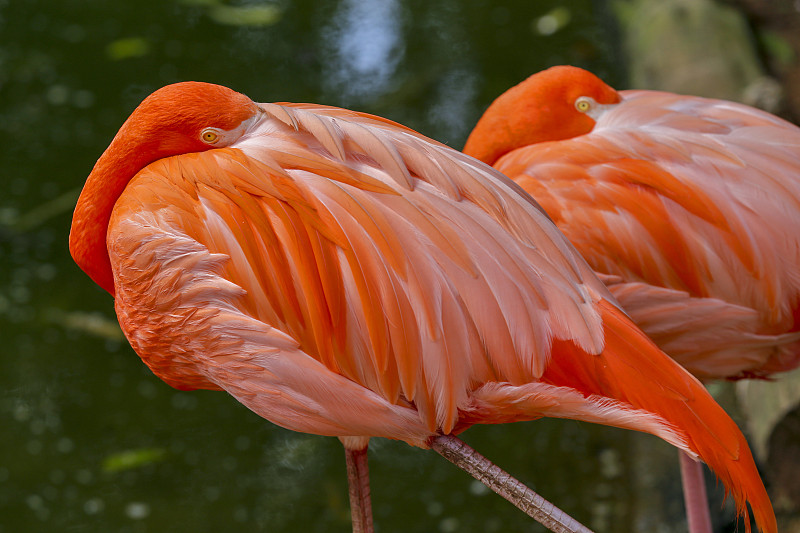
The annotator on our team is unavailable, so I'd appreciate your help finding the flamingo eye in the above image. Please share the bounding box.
[575,97,594,113]
[201,128,221,144]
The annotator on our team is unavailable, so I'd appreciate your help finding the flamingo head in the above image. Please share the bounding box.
[463,65,621,166]
[69,82,260,295]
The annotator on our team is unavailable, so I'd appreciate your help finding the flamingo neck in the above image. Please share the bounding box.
[69,134,157,296]
[463,74,598,166]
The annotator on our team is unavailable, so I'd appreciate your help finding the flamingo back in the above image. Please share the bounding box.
[497,90,800,379]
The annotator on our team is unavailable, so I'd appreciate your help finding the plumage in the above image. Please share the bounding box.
[71,81,775,532]
[465,66,800,382]
[464,65,797,533]
[106,101,612,436]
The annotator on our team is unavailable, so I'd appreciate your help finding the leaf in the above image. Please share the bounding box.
[3,188,80,232]
[209,4,282,27]
[48,309,125,341]
[103,448,167,473]
[106,37,151,61]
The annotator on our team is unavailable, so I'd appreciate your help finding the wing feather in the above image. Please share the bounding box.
[497,90,800,378]
[109,102,609,435]
[499,90,800,327]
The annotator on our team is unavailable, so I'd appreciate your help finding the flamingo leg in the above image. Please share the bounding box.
[342,440,374,533]
[431,435,594,533]
[679,451,713,533]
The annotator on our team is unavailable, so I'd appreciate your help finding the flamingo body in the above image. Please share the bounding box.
[465,66,800,382]
[71,82,775,532]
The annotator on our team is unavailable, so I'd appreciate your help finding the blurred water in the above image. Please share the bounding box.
[0,1,735,532]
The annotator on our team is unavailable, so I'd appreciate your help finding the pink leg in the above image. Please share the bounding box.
[679,451,713,533]
[432,435,594,533]
[344,443,374,533]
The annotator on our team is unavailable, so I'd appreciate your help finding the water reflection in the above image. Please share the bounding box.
[322,0,403,103]
[427,67,478,144]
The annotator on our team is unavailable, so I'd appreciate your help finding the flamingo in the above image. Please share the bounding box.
[464,65,800,533]
[69,81,777,533]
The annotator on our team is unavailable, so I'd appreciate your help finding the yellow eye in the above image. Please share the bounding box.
[575,98,592,112]
[201,129,220,144]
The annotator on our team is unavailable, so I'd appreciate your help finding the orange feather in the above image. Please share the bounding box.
[71,81,775,532]
[464,64,798,533]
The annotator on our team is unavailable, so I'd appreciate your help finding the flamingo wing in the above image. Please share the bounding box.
[108,102,610,441]
[497,90,800,378]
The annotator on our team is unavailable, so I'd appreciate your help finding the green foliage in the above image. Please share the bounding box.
[105,37,152,60]
[759,29,795,69]
[102,447,167,473]
[209,5,282,27]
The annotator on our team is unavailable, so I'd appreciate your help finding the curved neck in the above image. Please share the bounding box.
[69,133,156,296]
[463,103,532,166]
[464,75,598,166]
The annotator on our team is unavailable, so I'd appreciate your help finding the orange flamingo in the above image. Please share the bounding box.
[464,65,800,533]
[70,82,776,533]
